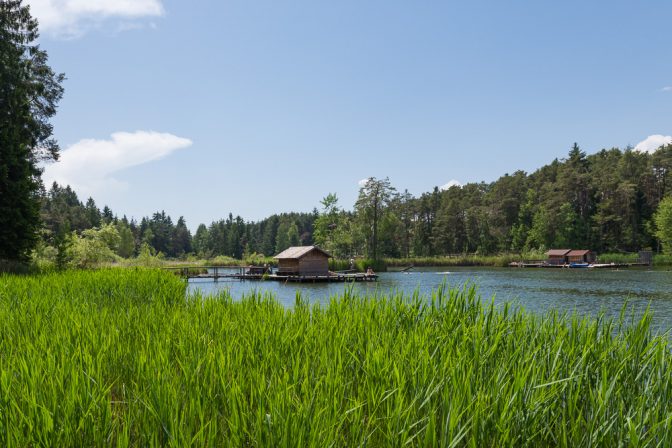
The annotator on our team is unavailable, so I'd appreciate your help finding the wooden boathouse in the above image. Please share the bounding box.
[511,248,651,269]
[546,249,571,265]
[167,246,378,282]
[274,245,331,276]
[567,249,596,264]
[545,249,596,265]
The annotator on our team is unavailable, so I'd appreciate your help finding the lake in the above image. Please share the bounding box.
[188,267,672,333]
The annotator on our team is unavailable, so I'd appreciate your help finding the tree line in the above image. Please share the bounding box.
[327,143,672,259]
[3,1,672,268]
[31,142,672,267]
[36,182,319,266]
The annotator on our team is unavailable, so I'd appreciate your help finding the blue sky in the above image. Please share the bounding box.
[33,0,672,229]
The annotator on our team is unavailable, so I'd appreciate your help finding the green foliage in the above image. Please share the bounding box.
[287,222,300,247]
[595,252,640,264]
[314,194,357,257]
[654,196,672,254]
[144,211,174,255]
[30,239,58,271]
[116,222,135,258]
[653,253,672,265]
[210,255,242,266]
[387,144,672,257]
[242,251,270,266]
[328,258,352,271]
[67,224,121,269]
[172,216,192,256]
[527,206,554,249]
[385,254,523,268]
[0,1,64,263]
[133,243,164,268]
[328,258,387,272]
[2,270,672,445]
[274,220,290,253]
[354,258,387,272]
[27,143,672,265]
[95,223,121,252]
[355,177,397,260]
[192,223,210,257]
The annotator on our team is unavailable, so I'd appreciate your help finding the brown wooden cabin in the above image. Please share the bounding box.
[273,246,332,276]
[567,250,596,264]
[546,249,571,265]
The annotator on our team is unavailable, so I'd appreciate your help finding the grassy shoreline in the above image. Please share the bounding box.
[154,252,672,272]
[386,253,672,268]
[2,269,672,445]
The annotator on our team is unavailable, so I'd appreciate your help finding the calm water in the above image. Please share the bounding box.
[188,267,672,333]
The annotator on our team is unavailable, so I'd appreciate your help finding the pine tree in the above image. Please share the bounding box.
[0,1,64,263]
[172,217,193,256]
[355,177,397,260]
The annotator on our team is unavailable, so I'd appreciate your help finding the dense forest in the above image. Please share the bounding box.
[3,0,672,269]
[35,143,672,266]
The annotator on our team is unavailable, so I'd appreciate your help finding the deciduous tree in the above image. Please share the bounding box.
[654,196,672,254]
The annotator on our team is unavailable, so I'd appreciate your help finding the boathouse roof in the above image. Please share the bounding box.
[273,245,332,260]
[546,249,571,257]
[567,249,592,256]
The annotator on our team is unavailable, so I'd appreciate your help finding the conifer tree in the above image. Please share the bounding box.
[0,1,64,262]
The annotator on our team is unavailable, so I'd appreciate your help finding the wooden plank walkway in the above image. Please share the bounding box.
[163,266,378,282]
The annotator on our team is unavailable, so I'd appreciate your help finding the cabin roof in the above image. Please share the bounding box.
[546,249,571,257]
[567,249,591,256]
[273,245,332,260]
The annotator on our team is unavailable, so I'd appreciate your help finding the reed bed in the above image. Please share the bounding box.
[384,254,523,268]
[598,252,672,266]
[1,269,671,446]
[329,258,387,272]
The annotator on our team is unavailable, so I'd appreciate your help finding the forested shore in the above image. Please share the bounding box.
[31,144,672,270]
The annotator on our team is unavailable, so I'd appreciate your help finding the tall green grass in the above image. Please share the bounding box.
[329,258,388,272]
[597,252,672,266]
[1,269,672,446]
[384,254,524,268]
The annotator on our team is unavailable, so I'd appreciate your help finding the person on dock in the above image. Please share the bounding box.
[366,267,375,276]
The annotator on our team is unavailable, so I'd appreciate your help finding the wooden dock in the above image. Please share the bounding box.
[164,266,378,283]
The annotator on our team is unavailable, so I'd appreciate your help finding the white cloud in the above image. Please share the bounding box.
[42,131,192,197]
[358,178,370,187]
[440,179,462,191]
[662,86,672,92]
[26,0,164,37]
[634,134,672,154]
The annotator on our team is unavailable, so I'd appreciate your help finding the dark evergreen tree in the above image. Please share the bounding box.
[85,198,101,228]
[148,211,173,256]
[0,1,64,263]
[193,224,209,257]
[172,216,193,256]
[101,206,114,224]
[259,216,278,256]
